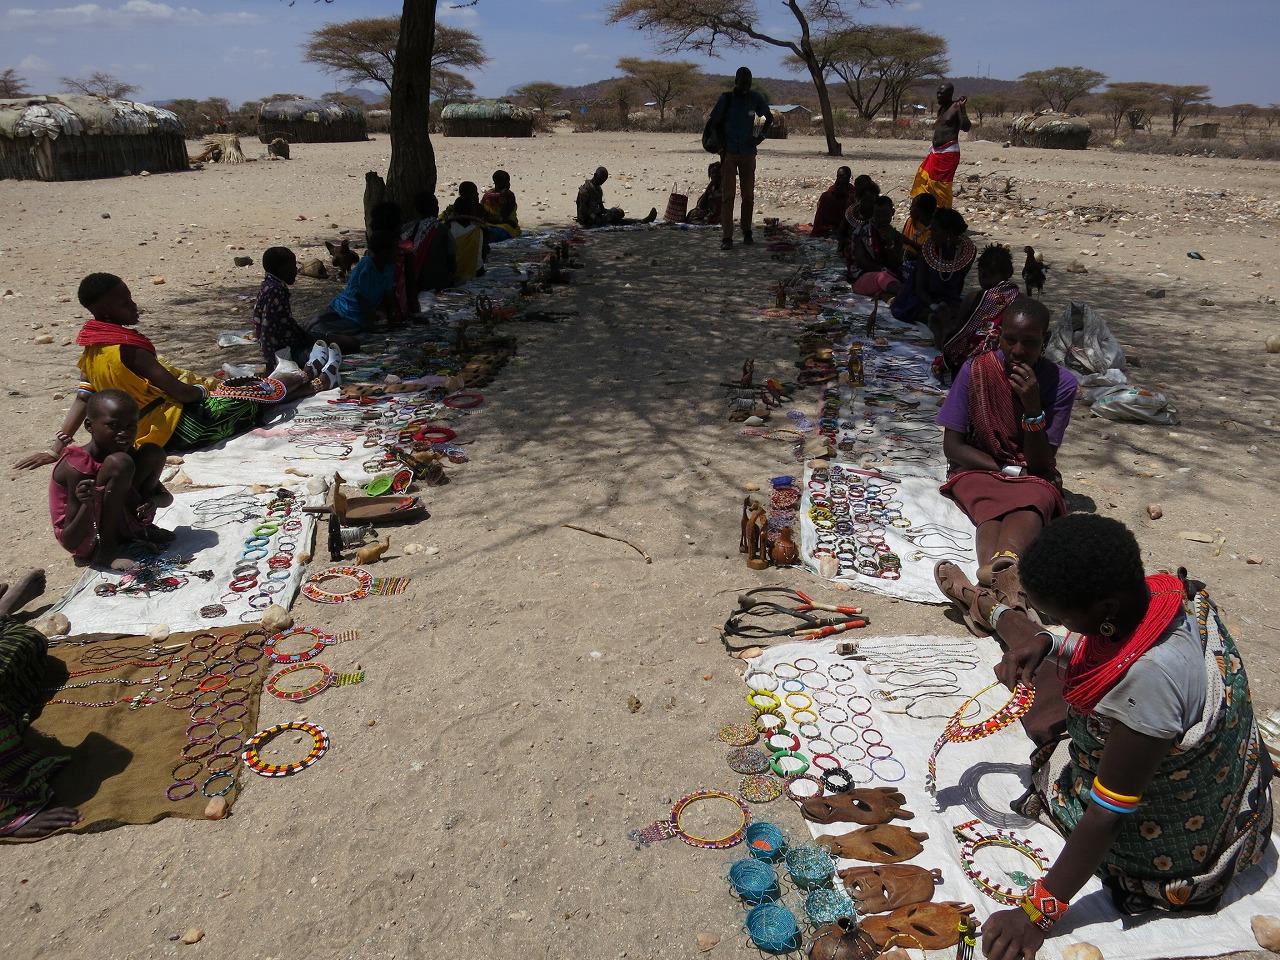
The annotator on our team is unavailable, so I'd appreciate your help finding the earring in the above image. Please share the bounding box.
[1099,619,1116,638]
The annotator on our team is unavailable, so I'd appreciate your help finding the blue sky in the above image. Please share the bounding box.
[2,0,1276,106]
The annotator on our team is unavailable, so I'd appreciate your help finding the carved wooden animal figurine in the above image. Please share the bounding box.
[746,505,770,571]
[839,865,942,914]
[860,902,975,950]
[816,825,928,864]
[355,536,390,565]
[740,497,757,554]
[799,787,914,826]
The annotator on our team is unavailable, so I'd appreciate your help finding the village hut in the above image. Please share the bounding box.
[366,109,392,133]
[441,101,535,138]
[0,94,186,181]
[1010,111,1092,150]
[256,98,367,144]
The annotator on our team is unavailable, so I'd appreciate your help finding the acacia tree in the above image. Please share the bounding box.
[609,1,894,157]
[61,71,138,99]
[1161,83,1211,136]
[514,81,564,114]
[796,25,945,122]
[617,58,701,121]
[0,68,28,97]
[304,16,486,95]
[433,70,475,110]
[1097,82,1161,137]
[1018,66,1106,112]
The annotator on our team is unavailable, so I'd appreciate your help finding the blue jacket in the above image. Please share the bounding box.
[710,89,772,156]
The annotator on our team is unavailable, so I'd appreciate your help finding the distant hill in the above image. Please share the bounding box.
[341,87,385,106]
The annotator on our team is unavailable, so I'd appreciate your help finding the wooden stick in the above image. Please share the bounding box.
[561,524,652,564]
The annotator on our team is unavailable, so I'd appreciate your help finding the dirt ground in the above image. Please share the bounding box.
[0,130,1277,959]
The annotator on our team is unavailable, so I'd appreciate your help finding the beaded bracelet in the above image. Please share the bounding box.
[302,566,373,604]
[821,767,855,793]
[266,662,334,702]
[810,689,839,707]
[818,705,849,725]
[797,722,822,740]
[784,774,824,802]
[171,759,205,783]
[780,678,806,694]
[772,662,801,681]
[954,819,1048,906]
[783,692,813,711]
[847,695,873,715]
[811,753,841,773]
[793,657,819,672]
[800,671,829,691]
[167,781,198,802]
[201,770,238,798]
[747,689,782,711]
[835,743,866,764]
[769,750,810,778]
[791,709,819,726]
[752,706,787,734]
[766,731,801,753]
[870,756,906,782]
[744,671,779,692]
[186,720,218,744]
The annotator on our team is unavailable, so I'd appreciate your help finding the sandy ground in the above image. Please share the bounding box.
[0,130,1278,959]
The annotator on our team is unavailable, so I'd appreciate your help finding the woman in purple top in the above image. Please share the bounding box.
[932,297,1078,628]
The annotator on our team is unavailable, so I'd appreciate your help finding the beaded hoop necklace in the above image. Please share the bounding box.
[926,682,1035,800]
[241,721,329,777]
[630,789,751,849]
[953,819,1048,905]
[301,566,373,604]
[923,236,976,278]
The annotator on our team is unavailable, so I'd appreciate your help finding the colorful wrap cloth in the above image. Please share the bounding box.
[911,140,961,209]
[0,619,67,836]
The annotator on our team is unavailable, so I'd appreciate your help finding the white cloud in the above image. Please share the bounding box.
[18,54,49,72]
[572,42,592,54]
[904,1,924,10]
[437,3,479,24]
[5,2,261,29]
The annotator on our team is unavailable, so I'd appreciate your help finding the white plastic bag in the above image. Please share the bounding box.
[1077,369,1129,406]
[1091,385,1178,425]
[1046,301,1126,375]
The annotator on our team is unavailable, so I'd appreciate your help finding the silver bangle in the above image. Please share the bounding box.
[989,603,1012,631]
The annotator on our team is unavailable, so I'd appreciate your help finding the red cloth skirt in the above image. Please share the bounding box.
[939,469,1066,526]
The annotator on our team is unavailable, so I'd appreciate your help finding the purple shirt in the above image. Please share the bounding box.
[936,352,1079,448]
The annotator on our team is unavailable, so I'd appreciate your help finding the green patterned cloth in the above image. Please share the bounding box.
[1029,591,1273,913]
[0,619,67,834]
[168,395,260,451]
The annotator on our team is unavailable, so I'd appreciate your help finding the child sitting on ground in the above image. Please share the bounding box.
[305,231,400,337]
[901,192,937,259]
[254,247,359,374]
[49,389,174,565]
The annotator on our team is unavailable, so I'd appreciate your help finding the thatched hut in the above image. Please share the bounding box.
[366,109,391,134]
[1010,111,1092,150]
[0,95,186,181]
[256,98,367,144]
[441,101,535,138]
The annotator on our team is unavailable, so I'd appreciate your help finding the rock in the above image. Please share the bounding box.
[110,558,136,571]
[33,334,53,344]
[180,928,204,945]
[818,555,839,579]
[1065,260,1088,274]
[1147,504,1163,520]
[1253,916,1280,953]
[1145,288,1166,299]
[32,613,71,637]
[423,546,440,556]
[165,455,184,465]
[403,542,424,555]
[298,551,312,564]
[735,646,764,660]
[743,482,760,492]
[1179,530,1215,543]
[743,415,765,426]
[696,931,721,952]
[1198,297,1216,307]
[151,277,165,285]
[139,170,151,177]
[1247,555,1265,565]
[100,212,111,219]
[260,604,292,632]
[233,256,253,267]
[146,623,171,643]
[1062,945,1103,960]
[626,694,641,713]
[204,796,228,820]
[299,259,329,280]
[1266,335,1280,354]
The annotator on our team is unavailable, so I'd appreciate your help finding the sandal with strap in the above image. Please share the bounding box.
[933,562,996,637]
[977,549,1019,586]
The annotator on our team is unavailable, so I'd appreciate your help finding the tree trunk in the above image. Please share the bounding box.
[385,0,437,216]
[803,54,841,156]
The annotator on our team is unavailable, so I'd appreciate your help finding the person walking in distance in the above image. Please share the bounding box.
[911,82,970,209]
[708,67,773,250]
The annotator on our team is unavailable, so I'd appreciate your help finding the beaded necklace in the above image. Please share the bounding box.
[926,682,1035,800]
[953,819,1047,905]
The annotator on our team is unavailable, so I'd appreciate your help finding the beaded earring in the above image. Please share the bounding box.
[1099,619,1116,638]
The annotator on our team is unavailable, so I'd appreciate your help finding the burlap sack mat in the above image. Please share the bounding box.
[3,625,269,839]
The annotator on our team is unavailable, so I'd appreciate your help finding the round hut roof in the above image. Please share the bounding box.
[257,98,364,124]
[441,100,534,122]
[0,94,184,140]
[1011,111,1091,139]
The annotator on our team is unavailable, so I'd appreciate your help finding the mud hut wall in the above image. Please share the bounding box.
[0,130,188,181]
[441,118,534,138]
[256,117,368,144]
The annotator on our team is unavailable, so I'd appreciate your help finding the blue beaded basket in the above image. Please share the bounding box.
[744,821,787,862]
[745,902,802,954]
[805,886,858,925]
[785,843,836,890]
[728,858,781,905]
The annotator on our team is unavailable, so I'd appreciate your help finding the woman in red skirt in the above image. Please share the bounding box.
[933,296,1078,619]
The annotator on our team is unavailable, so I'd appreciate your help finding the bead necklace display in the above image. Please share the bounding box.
[241,720,330,777]
[926,682,1036,800]
[806,463,905,581]
[631,789,751,849]
[302,566,374,604]
[953,819,1047,905]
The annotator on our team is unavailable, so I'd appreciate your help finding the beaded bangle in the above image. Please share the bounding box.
[213,734,243,756]
[171,759,205,783]
[744,671,779,692]
[791,709,819,726]
[231,661,259,680]
[189,633,219,652]
[818,705,848,724]
[866,743,894,760]
[186,720,218,744]
[767,731,801,753]
[861,728,884,746]
[955,819,1048,906]
[206,752,239,776]
[835,743,866,764]
[870,756,906,782]
[850,712,875,730]
[189,701,221,723]
[800,671,829,691]
[811,753,841,773]
[780,678,805,694]
[797,722,822,740]
[829,724,859,746]
[1021,877,1069,931]
[769,750,810,778]
[266,662,334,702]
[182,741,214,762]
[219,703,249,724]
[821,767,855,793]
[201,770,238,798]
[784,774,824,802]
[167,781,198,801]
[793,657,819,672]
[806,738,835,756]
[241,721,329,777]
[752,706,787,734]
[827,663,855,683]
[847,695,873,715]
[198,674,229,693]
[772,662,801,681]
[810,689,839,707]
[747,689,782,711]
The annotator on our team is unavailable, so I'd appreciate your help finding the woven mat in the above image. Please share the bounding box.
[2,625,269,840]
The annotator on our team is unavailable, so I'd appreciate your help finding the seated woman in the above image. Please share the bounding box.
[0,570,80,839]
[901,191,936,260]
[685,161,723,224]
[836,174,878,257]
[481,170,521,241]
[15,274,331,469]
[933,298,1078,605]
[811,166,852,238]
[975,514,1271,960]
[890,207,975,326]
[934,243,1021,378]
[306,230,400,336]
[401,193,456,298]
[443,182,489,283]
[846,194,904,300]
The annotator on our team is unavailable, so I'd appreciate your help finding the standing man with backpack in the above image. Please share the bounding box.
[707,67,773,251]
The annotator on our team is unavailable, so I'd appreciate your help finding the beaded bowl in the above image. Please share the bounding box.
[805,886,858,925]
[745,902,802,953]
[728,858,781,905]
[786,843,836,890]
[744,821,787,862]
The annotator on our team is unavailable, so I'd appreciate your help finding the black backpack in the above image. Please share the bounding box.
[702,94,726,154]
